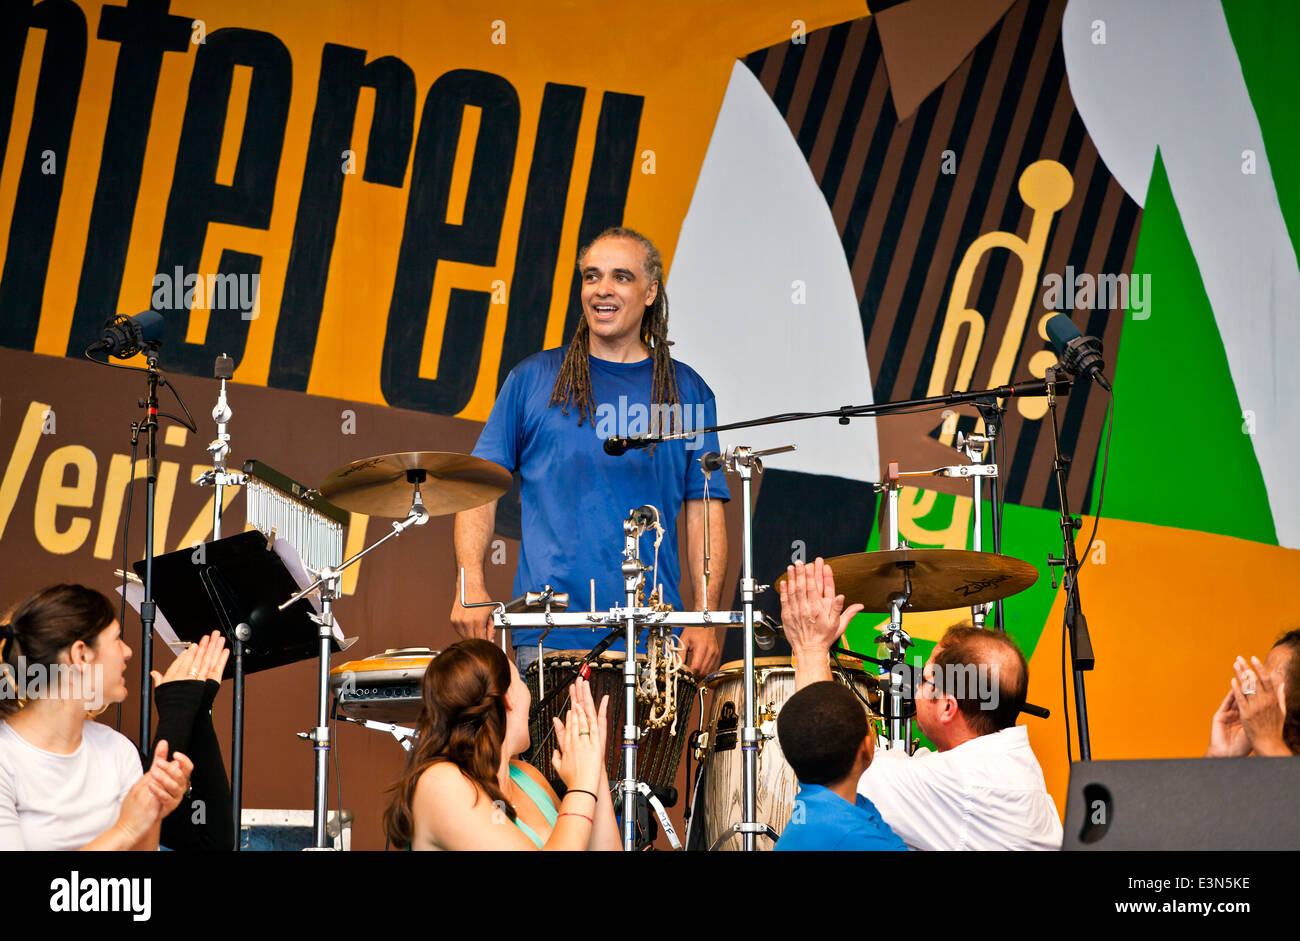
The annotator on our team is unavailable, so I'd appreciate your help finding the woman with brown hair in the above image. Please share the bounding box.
[384,639,621,850]
[0,584,194,850]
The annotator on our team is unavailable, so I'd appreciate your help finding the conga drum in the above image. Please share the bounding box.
[698,656,881,851]
[523,650,698,794]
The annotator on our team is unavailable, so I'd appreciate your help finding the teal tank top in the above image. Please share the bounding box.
[507,763,558,848]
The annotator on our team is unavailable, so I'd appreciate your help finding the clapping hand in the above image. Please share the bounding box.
[1206,686,1249,757]
[550,677,608,793]
[116,739,193,842]
[152,630,229,688]
[144,738,193,815]
[1230,656,1291,756]
[779,558,864,655]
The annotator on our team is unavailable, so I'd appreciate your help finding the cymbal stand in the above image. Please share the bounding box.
[956,431,997,627]
[971,397,1007,628]
[193,353,248,850]
[874,469,914,752]
[279,474,430,849]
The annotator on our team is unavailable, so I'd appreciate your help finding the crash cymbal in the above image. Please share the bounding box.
[776,548,1038,613]
[318,451,512,518]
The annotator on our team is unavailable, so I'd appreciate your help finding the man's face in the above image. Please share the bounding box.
[580,236,659,347]
[913,649,943,741]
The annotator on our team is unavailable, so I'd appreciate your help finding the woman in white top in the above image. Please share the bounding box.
[0,584,192,851]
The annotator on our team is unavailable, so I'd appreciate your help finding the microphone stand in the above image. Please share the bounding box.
[138,347,162,759]
[1044,366,1094,759]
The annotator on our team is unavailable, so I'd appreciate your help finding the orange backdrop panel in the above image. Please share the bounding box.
[1026,516,1300,818]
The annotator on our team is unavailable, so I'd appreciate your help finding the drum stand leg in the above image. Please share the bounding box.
[621,513,644,852]
[698,446,784,850]
[733,452,776,850]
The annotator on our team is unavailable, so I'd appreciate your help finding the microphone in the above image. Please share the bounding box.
[603,434,653,456]
[87,310,165,359]
[754,615,781,651]
[699,451,726,472]
[630,505,659,530]
[1044,315,1112,391]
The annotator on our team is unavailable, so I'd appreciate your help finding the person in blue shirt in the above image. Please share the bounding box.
[773,680,906,851]
[450,228,730,677]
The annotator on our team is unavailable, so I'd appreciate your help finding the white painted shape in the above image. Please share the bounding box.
[1063,0,1300,547]
[669,61,879,483]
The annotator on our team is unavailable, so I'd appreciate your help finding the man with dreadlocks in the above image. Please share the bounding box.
[451,228,729,677]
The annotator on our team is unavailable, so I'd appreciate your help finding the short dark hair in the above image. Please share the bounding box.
[931,625,1028,736]
[1272,629,1300,657]
[777,681,870,785]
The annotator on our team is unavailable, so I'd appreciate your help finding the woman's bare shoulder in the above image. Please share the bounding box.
[414,760,479,805]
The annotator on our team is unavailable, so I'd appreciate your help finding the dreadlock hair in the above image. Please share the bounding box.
[549,227,681,432]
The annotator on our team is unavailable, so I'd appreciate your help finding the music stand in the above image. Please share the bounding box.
[134,529,348,851]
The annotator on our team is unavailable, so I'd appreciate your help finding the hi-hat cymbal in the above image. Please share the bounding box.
[776,548,1038,613]
[318,451,512,518]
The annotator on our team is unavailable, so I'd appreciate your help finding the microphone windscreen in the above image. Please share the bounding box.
[603,437,627,456]
[133,309,166,344]
[1044,313,1081,353]
[699,452,725,472]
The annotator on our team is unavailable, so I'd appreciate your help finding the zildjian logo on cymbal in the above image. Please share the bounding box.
[956,574,1012,597]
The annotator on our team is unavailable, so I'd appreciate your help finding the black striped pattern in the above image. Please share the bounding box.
[743,0,1140,514]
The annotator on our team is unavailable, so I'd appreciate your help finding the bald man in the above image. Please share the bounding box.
[781,558,1063,851]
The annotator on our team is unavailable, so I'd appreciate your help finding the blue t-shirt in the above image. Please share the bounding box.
[472,347,730,651]
[773,783,907,851]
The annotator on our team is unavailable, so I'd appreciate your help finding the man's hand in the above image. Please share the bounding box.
[452,502,499,641]
[780,558,863,690]
[1231,655,1292,756]
[450,582,495,641]
[780,557,863,652]
[680,626,721,676]
[1206,686,1249,757]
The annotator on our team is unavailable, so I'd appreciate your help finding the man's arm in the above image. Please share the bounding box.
[680,498,727,676]
[780,559,863,691]
[451,500,498,640]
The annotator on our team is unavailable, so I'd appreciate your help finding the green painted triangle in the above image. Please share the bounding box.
[1095,149,1276,545]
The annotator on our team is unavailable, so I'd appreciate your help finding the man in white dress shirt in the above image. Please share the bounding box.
[779,558,1063,851]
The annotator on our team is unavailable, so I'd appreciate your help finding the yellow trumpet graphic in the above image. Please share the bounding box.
[926,160,1074,438]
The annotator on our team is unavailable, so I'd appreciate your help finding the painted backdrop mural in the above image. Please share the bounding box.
[1,0,1296,848]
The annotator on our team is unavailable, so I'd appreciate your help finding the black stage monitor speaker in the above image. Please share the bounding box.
[1063,757,1300,850]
